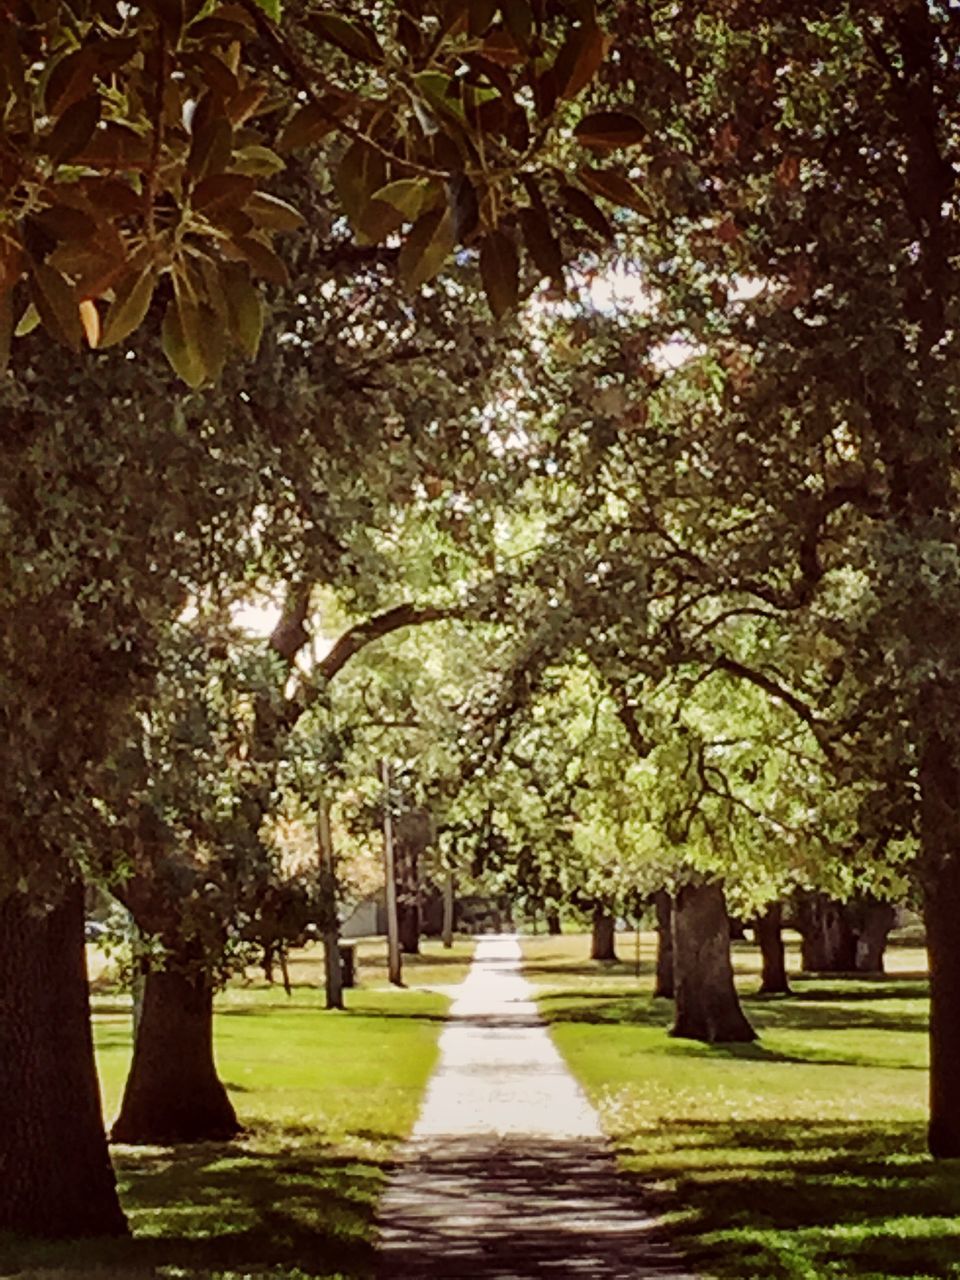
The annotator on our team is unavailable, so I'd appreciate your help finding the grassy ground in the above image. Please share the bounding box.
[523,930,960,1280]
[4,939,471,1280]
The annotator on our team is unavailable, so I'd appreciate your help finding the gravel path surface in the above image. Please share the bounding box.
[376,934,693,1279]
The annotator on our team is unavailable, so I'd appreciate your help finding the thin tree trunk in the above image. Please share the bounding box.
[111,958,239,1144]
[545,905,562,935]
[920,730,960,1157]
[442,869,455,948]
[590,907,618,961]
[0,880,128,1238]
[671,881,756,1043]
[653,890,674,998]
[755,902,791,995]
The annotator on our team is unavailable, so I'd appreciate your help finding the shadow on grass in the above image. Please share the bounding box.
[521,959,653,980]
[0,1132,393,1279]
[618,1117,960,1279]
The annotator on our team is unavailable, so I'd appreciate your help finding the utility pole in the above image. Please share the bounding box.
[382,759,403,986]
[318,801,343,1011]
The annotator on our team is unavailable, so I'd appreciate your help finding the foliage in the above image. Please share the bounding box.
[1,0,631,379]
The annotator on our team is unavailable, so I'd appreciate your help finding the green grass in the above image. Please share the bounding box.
[3,959,452,1280]
[523,931,960,1280]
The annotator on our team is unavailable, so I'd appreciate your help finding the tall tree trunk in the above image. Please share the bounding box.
[755,902,791,995]
[395,811,430,956]
[796,892,858,973]
[853,899,897,974]
[590,907,618,961]
[920,730,960,1157]
[545,906,562,935]
[653,890,674,998]
[111,955,239,1145]
[671,881,756,1043]
[0,880,127,1238]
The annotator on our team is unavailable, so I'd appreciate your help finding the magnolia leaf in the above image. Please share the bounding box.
[479,230,519,319]
[192,173,257,211]
[278,100,340,152]
[14,303,41,338]
[30,261,82,349]
[554,22,606,100]
[48,95,101,165]
[250,0,281,15]
[309,13,383,63]
[578,166,650,214]
[245,191,304,231]
[99,268,156,347]
[162,295,206,387]
[559,184,614,239]
[335,141,387,231]
[399,207,457,291]
[232,235,289,285]
[468,0,498,36]
[574,110,646,151]
[222,264,263,359]
[232,145,285,177]
[371,178,436,222]
[519,205,563,289]
[79,299,100,348]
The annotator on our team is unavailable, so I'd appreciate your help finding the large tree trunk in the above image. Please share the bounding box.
[590,907,618,961]
[671,881,756,1043]
[796,892,858,973]
[755,902,791,995]
[920,730,960,1157]
[0,880,127,1238]
[852,899,897,974]
[653,890,674,998]
[112,957,239,1145]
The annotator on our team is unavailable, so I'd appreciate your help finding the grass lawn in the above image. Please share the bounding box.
[523,930,960,1280]
[3,941,465,1280]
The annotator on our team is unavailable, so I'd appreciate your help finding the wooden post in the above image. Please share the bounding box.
[318,802,343,1011]
[442,869,454,949]
[382,760,403,986]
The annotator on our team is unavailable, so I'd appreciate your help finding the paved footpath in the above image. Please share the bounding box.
[376,934,694,1279]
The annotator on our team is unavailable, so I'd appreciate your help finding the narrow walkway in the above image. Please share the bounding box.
[376,935,692,1279]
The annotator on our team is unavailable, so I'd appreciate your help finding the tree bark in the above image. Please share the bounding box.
[0,880,128,1238]
[920,730,960,1157]
[755,902,791,995]
[545,906,562,935]
[796,892,858,973]
[111,958,239,1145]
[653,890,674,998]
[394,811,430,956]
[590,907,618,961]
[852,899,897,974]
[671,881,756,1043]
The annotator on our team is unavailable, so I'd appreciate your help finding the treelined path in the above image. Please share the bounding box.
[376,934,693,1279]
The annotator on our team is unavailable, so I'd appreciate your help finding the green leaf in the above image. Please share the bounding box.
[47,95,101,165]
[519,205,563,289]
[192,173,257,211]
[162,295,206,387]
[250,0,281,18]
[29,261,81,349]
[231,145,285,177]
[99,268,156,348]
[573,111,646,151]
[559,183,614,240]
[14,302,40,338]
[222,265,263,359]
[309,14,383,63]
[399,207,457,291]
[554,22,605,100]
[245,191,304,231]
[277,99,341,152]
[371,179,436,222]
[578,166,650,214]
[233,236,289,285]
[479,230,519,319]
[335,141,387,232]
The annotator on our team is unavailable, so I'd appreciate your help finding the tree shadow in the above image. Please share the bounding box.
[614,1117,960,1278]
[2,1132,396,1279]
